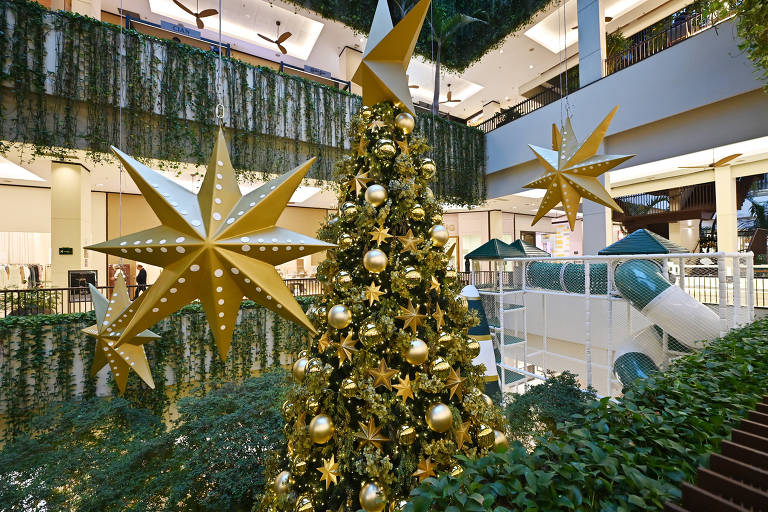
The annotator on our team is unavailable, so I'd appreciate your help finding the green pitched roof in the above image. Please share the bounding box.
[509,239,551,257]
[598,229,688,255]
[465,239,525,260]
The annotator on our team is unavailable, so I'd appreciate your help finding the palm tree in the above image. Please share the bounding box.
[747,195,768,229]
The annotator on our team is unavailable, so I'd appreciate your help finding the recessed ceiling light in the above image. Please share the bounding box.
[505,96,510,101]
[96,183,104,187]
[529,64,534,69]
[500,49,504,54]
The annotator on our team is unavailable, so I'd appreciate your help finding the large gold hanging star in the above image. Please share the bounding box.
[432,303,445,330]
[412,456,436,482]
[524,106,634,230]
[351,0,431,115]
[345,170,373,196]
[316,455,340,490]
[335,332,359,367]
[356,418,390,450]
[317,331,332,353]
[368,358,398,390]
[370,225,393,245]
[365,281,386,306]
[81,273,160,393]
[397,229,422,253]
[454,421,471,450]
[396,300,427,334]
[445,367,465,400]
[87,128,334,360]
[393,374,414,404]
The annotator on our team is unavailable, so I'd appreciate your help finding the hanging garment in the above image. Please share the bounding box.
[8,265,22,288]
[0,265,8,289]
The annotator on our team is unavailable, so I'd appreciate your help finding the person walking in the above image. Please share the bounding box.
[135,264,147,299]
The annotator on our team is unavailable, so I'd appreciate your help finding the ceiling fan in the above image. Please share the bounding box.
[679,152,743,170]
[258,21,293,55]
[406,74,419,89]
[172,0,218,29]
[439,84,461,105]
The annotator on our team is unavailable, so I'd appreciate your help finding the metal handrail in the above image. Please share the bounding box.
[279,62,351,91]
[125,16,231,57]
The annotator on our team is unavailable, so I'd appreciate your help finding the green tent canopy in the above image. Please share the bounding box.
[509,239,551,257]
[465,239,525,261]
[598,229,688,255]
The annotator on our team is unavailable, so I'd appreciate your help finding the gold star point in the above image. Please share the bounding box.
[445,366,465,400]
[357,136,369,157]
[345,170,373,196]
[365,281,386,306]
[335,332,359,368]
[317,331,332,353]
[393,374,414,404]
[412,456,436,482]
[395,300,427,334]
[368,358,398,390]
[369,120,387,131]
[455,421,471,450]
[397,229,422,253]
[369,225,393,246]
[356,418,390,450]
[429,275,441,294]
[432,303,445,331]
[316,455,340,490]
[396,139,410,155]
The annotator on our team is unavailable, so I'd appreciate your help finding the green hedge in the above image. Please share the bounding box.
[406,317,768,511]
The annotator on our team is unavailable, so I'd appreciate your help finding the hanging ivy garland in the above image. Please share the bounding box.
[0,0,486,205]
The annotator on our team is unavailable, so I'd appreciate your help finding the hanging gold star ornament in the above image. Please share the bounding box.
[317,455,340,490]
[397,229,422,253]
[317,331,332,353]
[412,456,436,482]
[396,139,410,155]
[365,281,386,306]
[368,358,398,390]
[335,332,359,367]
[369,120,388,132]
[524,106,635,230]
[357,418,390,450]
[454,421,471,450]
[369,225,393,245]
[82,273,160,393]
[430,276,441,294]
[351,0,431,116]
[396,300,427,334]
[87,128,334,360]
[445,366,465,400]
[393,374,415,403]
[345,170,373,196]
[432,303,445,330]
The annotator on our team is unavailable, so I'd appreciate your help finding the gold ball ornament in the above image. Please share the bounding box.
[395,112,415,134]
[365,184,388,207]
[404,338,429,365]
[359,481,386,512]
[482,393,494,408]
[327,305,352,329]
[360,323,382,344]
[397,425,416,445]
[445,264,458,280]
[389,501,407,512]
[404,266,421,286]
[431,213,442,224]
[360,106,373,119]
[341,377,358,398]
[338,233,354,248]
[273,470,292,495]
[281,400,295,420]
[341,201,358,218]
[297,350,309,360]
[431,357,451,379]
[309,414,335,444]
[307,397,320,415]
[292,358,308,383]
[476,424,494,449]
[375,139,397,159]
[494,430,509,451]
[306,358,323,375]
[410,204,426,221]
[363,249,388,273]
[295,495,313,512]
[291,457,308,476]
[428,225,449,247]
[467,339,481,358]
[439,332,454,344]
[426,403,453,433]
[335,270,353,287]
[421,158,437,179]
[450,464,464,477]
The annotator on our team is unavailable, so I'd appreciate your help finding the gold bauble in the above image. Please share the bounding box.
[307,397,320,415]
[306,357,323,375]
[424,187,434,200]
[467,339,481,358]
[291,457,308,476]
[476,425,494,449]
[361,106,373,119]
[405,338,429,365]
[360,323,382,344]
[431,213,442,224]
[295,495,313,512]
[493,430,509,451]
[410,204,426,221]
[426,403,453,433]
[359,481,386,512]
[428,225,449,247]
[338,233,354,248]
[335,270,353,287]
[341,377,358,398]
[439,332,454,344]
[273,470,292,495]
[297,350,309,360]
[327,305,352,329]
[431,357,450,379]
[363,249,388,273]
[395,112,415,134]
[482,393,494,408]
[375,139,397,159]
[397,425,416,445]
[282,400,295,420]
[341,201,358,218]
[445,265,457,280]
[450,464,464,477]
[404,266,421,286]
[365,184,388,207]
[421,158,437,179]
[292,358,308,383]
[309,414,335,444]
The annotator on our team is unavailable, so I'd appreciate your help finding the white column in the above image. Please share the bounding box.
[51,161,93,287]
[577,0,607,87]
[714,166,737,254]
[582,174,613,255]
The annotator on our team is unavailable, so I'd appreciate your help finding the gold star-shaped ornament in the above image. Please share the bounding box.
[412,456,436,482]
[82,273,160,393]
[393,374,414,403]
[357,418,390,450]
[430,276,441,294]
[317,331,332,353]
[445,367,465,400]
[357,136,369,157]
[397,229,422,253]
[396,300,427,334]
[335,332,359,367]
[317,455,340,490]
[365,281,386,306]
[432,303,445,330]
[524,106,635,230]
[87,128,334,360]
[396,139,410,155]
[370,225,393,245]
[351,0,431,116]
[455,421,471,450]
[369,120,388,132]
[345,170,373,196]
[368,358,399,390]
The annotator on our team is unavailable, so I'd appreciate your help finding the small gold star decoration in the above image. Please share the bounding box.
[396,300,427,334]
[370,225,393,245]
[369,120,387,132]
[429,275,441,294]
[396,139,410,155]
[445,367,465,400]
[393,374,414,403]
[524,106,635,230]
[82,273,160,393]
[351,0,431,115]
[317,331,331,353]
[317,455,340,490]
[87,128,334,360]
[454,421,471,450]
[345,170,373,196]
[365,281,386,306]
[397,229,422,253]
[335,332,358,367]
[412,456,436,482]
[357,136,369,157]
[368,358,398,390]
[432,303,445,330]
[357,418,390,450]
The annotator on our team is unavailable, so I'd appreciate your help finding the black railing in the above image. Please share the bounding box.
[478,88,564,133]
[614,184,717,220]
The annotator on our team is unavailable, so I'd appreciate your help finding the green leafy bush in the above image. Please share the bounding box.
[406,318,768,511]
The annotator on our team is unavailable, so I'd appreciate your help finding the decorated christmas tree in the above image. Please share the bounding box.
[260,3,504,511]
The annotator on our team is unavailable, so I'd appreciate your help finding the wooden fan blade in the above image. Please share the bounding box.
[173,0,195,15]
[196,16,204,29]
[198,9,218,17]
[278,43,288,54]
[679,166,711,170]
[446,91,453,101]
[276,31,292,44]
[409,85,419,88]
[258,33,277,43]
[713,153,742,167]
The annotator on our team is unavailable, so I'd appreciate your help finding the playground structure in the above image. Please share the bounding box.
[469,251,754,397]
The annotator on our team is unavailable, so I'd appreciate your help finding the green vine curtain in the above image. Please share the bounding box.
[0,0,486,205]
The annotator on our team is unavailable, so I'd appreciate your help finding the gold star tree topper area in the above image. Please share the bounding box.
[524,106,635,230]
[351,0,431,116]
[86,128,334,360]
[81,273,160,393]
